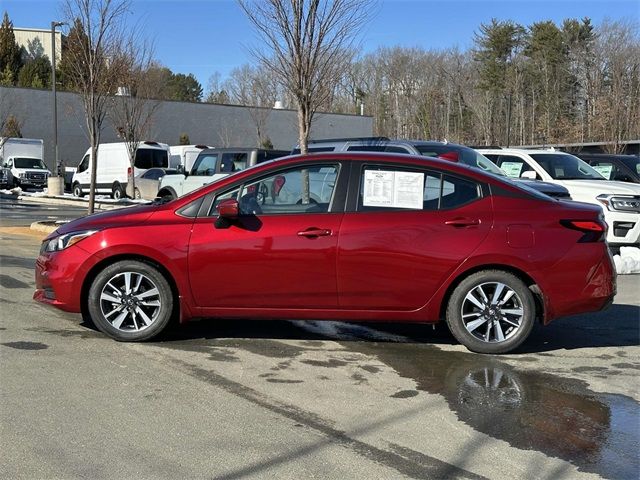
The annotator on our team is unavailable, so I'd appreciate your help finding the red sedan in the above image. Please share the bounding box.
[34,153,615,353]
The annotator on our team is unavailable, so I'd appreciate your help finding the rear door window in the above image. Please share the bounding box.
[358,165,481,212]
[220,152,248,172]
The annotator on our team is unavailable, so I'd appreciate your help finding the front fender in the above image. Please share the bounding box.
[76,223,196,315]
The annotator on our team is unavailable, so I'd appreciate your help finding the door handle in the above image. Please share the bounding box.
[297,228,332,238]
[444,217,480,227]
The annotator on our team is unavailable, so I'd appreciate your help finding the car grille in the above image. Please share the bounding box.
[26,172,47,181]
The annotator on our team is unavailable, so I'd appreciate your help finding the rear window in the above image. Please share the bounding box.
[135,149,168,169]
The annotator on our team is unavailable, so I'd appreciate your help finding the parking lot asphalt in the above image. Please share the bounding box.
[0,227,638,480]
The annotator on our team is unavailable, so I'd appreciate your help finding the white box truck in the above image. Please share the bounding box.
[0,137,49,189]
[169,144,212,171]
[71,141,169,199]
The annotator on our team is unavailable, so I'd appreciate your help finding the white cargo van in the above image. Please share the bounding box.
[169,144,211,171]
[71,141,169,199]
[0,137,49,189]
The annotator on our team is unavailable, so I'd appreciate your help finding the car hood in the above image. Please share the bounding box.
[556,179,640,195]
[52,204,159,237]
[513,178,568,193]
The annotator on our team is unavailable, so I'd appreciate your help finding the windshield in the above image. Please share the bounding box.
[620,157,640,176]
[529,153,605,180]
[14,158,47,169]
[191,153,219,176]
[416,145,506,176]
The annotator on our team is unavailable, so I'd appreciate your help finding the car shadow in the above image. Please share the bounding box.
[144,300,639,354]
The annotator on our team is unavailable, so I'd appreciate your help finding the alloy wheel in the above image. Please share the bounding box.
[99,271,162,332]
[460,282,524,343]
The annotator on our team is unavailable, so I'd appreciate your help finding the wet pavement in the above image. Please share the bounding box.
[1,231,639,479]
[149,317,640,479]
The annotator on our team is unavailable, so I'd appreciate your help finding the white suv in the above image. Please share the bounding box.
[480,148,640,248]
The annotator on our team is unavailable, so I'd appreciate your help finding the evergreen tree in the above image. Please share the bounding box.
[473,19,526,143]
[18,56,52,88]
[525,21,570,141]
[57,18,90,91]
[0,12,23,84]
[167,72,203,102]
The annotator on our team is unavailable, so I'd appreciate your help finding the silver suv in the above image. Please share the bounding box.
[157,148,289,200]
[293,138,571,199]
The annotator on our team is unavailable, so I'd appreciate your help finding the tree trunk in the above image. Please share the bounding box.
[88,140,97,215]
[298,104,310,204]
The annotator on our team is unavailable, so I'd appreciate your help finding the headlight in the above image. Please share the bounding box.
[18,173,25,178]
[42,230,98,253]
[597,194,640,213]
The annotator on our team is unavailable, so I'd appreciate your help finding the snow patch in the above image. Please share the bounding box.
[613,247,640,275]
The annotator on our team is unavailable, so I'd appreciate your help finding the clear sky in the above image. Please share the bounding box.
[3,0,639,93]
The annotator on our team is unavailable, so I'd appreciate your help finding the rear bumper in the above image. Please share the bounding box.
[538,245,616,324]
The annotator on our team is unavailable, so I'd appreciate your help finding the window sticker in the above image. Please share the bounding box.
[500,161,523,178]
[363,170,424,209]
[592,165,613,179]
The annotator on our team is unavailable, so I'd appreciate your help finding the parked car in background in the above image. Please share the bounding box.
[0,137,49,189]
[71,142,169,199]
[127,168,180,200]
[35,152,615,354]
[157,148,289,200]
[169,144,212,171]
[573,153,640,184]
[295,138,571,200]
[479,148,640,249]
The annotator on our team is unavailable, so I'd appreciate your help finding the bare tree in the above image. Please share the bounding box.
[238,0,375,154]
[224,63,279,147]
[109,39,161,199]
[60,0,129,213]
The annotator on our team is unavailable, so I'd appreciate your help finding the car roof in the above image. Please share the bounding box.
[171,151,518,206]
[478,148,575,155]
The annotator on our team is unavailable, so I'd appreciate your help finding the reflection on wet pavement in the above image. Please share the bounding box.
[153,318,639,478]
[355,341,639,479]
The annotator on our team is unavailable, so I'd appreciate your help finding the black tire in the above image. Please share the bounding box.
[87,260,175,341]
[446,270,535,354]
[157,189,176,201]
[112,182,126,200]
[73,182,84,197]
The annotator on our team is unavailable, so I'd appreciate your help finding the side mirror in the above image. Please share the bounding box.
[176,164,185,174]
[520,170,538,180]
[217,198,239,219]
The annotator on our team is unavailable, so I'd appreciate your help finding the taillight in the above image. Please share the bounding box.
[127,167,132,177]
[560,219,607,242]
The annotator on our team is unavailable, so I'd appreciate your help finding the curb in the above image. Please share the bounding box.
[18,195,140,210]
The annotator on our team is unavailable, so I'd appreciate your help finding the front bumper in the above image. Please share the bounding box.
[603,210,640,246]
[33,245,94,313]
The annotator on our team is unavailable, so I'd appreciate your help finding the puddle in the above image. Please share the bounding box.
[356,342,639,479]
[0,255,35,269]
[149,318,638,476]
[0,274,30,289]
[2,341,48,350]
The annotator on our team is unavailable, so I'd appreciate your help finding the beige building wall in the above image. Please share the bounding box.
[14,27,62,63]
